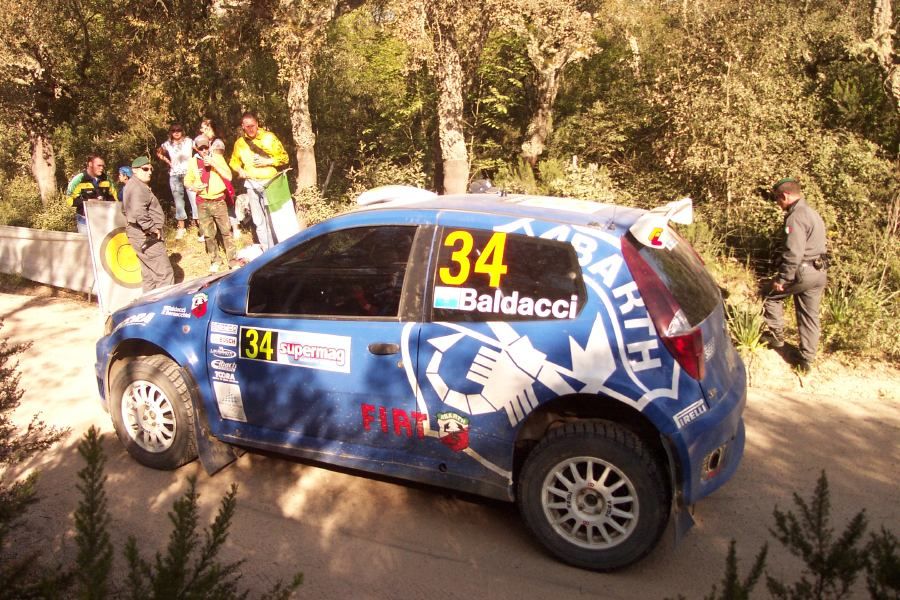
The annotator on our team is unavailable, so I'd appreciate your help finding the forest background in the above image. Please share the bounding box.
[0,0,897,361]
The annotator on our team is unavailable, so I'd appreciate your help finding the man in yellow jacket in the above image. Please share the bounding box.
[187,135,236,272]
[228,111,291,250]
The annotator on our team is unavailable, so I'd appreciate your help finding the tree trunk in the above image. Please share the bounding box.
[29,131,57,206]
[427,3,470,194]
[872,0,900,116]
[287,61,318,190]
[521,69,561,166]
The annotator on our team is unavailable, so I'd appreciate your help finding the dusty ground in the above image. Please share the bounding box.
[2,291,898,599]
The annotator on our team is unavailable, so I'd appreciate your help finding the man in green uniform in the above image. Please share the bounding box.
[762,178,828,373]
[123,156,174,291]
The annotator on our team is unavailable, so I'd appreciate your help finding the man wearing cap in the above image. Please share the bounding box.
[763,177,828,373]
[186,135,236,273]
[123,156,174,291]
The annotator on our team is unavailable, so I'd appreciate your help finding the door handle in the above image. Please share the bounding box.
[368,342,400,356]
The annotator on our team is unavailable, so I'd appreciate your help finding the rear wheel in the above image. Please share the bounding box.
[517,421,669,571]
[110,355,197,470]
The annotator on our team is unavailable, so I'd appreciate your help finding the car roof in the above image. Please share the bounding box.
[355,193,647,230]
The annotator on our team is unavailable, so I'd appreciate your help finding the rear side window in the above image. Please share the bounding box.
[431,228,585,322]
[626,231,720,326]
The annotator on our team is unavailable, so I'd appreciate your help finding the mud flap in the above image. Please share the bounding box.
[672,501,695,544]
[192,393,244,476]
[662,434,695,545]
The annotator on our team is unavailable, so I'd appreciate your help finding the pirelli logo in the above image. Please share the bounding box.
[674,400,707,429]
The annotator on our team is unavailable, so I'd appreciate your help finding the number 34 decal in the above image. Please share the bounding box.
[438,230,508,287]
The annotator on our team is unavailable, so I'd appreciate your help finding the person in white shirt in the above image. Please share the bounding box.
[156,123,199,240]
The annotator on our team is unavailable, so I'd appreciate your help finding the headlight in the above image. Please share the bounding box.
[104,315,114,336]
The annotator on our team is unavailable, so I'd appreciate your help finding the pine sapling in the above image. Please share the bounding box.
[123,477,247,600]
[865,527,900,600]
[666,540,768,600]
[74,426,113,600]
[766,470,868,600]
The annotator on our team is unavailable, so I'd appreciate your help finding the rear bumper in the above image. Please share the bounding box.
[667,366,747,506]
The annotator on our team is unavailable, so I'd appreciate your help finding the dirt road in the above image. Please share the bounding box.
[3,292,898,599]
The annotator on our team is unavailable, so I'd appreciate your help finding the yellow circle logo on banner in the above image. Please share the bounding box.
[99,228,142,288]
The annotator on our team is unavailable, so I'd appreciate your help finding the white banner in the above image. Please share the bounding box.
[84,200,144,315]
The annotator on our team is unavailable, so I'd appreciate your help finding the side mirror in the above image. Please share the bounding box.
[216,279,248,315]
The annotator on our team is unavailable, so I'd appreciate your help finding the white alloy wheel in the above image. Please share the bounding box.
[121,379,177,453]
[541,456,638,549]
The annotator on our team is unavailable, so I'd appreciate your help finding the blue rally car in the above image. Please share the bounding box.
[95,189,746,571]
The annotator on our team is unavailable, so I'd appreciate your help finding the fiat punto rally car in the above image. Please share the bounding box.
[95,190,746,571]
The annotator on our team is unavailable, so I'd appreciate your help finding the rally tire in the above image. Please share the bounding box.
[110,355,198,470]
[517,421,670,571]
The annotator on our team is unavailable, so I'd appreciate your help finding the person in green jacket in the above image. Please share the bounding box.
[66,154,117,233]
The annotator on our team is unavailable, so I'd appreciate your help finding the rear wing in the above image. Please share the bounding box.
[356,185,437,207]
[628,198,693,249]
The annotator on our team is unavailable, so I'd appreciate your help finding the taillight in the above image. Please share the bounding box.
[621,235,705,380]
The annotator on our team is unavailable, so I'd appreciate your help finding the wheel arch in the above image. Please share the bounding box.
[106,339,199,401]
[512,394,675,492]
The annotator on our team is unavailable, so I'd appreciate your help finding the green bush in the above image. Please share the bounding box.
[341,151,429,203]
[540,158,624,204]
[30,192,76,232]
[296,187,352,227]
[0,175,43,228]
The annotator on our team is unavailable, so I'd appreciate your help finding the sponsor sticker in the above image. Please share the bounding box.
[211,347,237,359]
[161,305,190,319]
[239,326,351,373]
[191,292,208,318]
[210,333,237,347]
[434,286,577,320]
[212,381,247,422]
[211,322,238,335]
[674,400,708,428]
[211,359,237,372]
[437,412,470,451]
[213,371,237,383]
[113,312,154,333]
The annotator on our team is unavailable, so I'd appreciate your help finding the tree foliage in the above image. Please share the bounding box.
[0,0,896,355]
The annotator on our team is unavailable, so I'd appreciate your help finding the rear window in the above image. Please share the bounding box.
[431,228,585,322]
[626,231,720,326]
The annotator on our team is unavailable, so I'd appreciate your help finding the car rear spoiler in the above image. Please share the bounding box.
[356,185,437,207]
[628,198,693,248]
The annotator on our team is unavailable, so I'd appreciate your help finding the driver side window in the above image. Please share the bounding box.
[247,225,416,318]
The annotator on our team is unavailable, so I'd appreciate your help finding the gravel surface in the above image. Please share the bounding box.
[3,292,898,599]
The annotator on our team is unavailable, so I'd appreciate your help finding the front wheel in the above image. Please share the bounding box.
[517,422,670,571]
[109,355,198,470]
